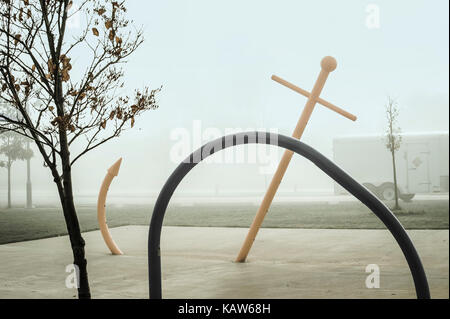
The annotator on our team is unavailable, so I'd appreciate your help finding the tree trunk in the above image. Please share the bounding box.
[7,159,11,209]
[61,192,91,299]
[391,149,400,210]
[52,120,91,298]
[56,141,91,299]
[55,172,91,299]
[59,128,91,298]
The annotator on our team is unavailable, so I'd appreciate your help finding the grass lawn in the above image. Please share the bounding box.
[0,200,448,244]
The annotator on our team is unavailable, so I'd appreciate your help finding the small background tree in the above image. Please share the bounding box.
[385,96,402,210]
[0,0,160,298]
[0,130,33,208]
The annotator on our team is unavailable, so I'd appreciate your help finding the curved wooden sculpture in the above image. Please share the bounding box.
[148,132,430,299]
[97,158,123,255]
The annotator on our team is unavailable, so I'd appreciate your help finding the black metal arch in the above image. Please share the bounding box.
[148,132,430,299]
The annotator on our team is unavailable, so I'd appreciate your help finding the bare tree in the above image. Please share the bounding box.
[385,96,402,210]
[0,0,160,298]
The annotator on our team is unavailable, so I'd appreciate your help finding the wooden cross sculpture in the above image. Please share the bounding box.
[236,56,358,262]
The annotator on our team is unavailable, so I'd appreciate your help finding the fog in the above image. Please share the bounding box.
[0,0,448,206]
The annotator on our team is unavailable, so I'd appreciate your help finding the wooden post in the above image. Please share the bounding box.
[236,56,356,262]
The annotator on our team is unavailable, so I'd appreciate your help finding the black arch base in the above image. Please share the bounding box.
[148,132,430,299]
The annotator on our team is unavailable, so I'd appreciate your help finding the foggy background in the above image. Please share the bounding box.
[0,0,448,206]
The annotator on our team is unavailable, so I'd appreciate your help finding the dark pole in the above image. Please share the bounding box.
[7,159,11,209]
[392,147,399,209]
[25,103,32,209]
[26,138,32,209]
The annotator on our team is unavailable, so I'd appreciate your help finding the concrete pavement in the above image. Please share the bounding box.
[0,226,448,299]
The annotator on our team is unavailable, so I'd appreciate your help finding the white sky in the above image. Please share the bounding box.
[1,0,448,204]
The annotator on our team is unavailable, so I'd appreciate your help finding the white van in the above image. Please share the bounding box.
[333,132,449,201]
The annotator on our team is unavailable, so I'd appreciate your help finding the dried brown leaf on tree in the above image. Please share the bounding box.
[96,8,106,15]
[61,69,70,82]
[51,116,62,126]
[60,55,72,82]
[14,34,21,45]
[68,89,78,97]
[113,48,122,57]
[47,59,56,72]
[116,108,123,120]
[92,27,99,36]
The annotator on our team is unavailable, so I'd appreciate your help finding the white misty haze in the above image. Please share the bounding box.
[0,0,448,205]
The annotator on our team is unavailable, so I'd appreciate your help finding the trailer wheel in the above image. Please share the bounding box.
[400,193,415,202]
[363,183,379,196]
[380,182,396,201]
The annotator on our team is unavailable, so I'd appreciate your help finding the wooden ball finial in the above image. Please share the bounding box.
[321,56,337,72]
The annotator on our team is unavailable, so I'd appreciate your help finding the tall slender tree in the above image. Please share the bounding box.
[0,130,33,208]
[385,97,402,210]
[0,0,160,298]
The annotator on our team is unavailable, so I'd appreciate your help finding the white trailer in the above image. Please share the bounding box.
[333,131,449,201]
